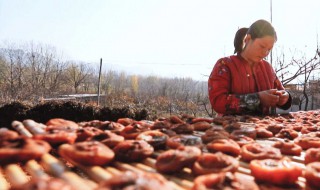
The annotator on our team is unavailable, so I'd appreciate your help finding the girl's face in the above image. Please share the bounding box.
[243,35,275,63]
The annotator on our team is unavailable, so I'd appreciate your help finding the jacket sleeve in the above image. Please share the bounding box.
[208,58,261,115]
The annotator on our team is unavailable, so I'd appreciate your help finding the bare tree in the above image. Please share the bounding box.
[101,70,114,105]
[113,71,127,95]
[46,59,68,95]
[0,45,27,100]
[274,47,320,86]
[23,43,59,100]
[65,61,92,93]
[131,75,139,99]
[298,51,320,110]
[272,45,320,111]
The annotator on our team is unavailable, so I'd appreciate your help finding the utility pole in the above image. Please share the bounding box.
[97,58,102,106]
[270,0,276,115]
[311,75,314,110]
[270,0,273,23]
[270,0,273,66]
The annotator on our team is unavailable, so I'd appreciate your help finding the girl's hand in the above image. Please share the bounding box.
[258,89,279,107]
[275,90,289,106]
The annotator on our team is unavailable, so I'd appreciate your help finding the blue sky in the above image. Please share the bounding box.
[0,0,319,81]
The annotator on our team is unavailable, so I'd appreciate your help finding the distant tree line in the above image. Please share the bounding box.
[0,42,210,118]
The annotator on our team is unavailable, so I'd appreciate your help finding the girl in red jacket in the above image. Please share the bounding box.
[208,19,291,115]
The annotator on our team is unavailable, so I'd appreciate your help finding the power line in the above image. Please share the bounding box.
[91,60,208,66]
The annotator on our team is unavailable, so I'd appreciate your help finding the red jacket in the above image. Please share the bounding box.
[208,54,287,115]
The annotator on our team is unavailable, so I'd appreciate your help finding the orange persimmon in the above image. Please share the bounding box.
[250,157,302,186]
[305,162,320,188]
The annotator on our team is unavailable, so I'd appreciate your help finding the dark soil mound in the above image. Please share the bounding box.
[0,101,149,129]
